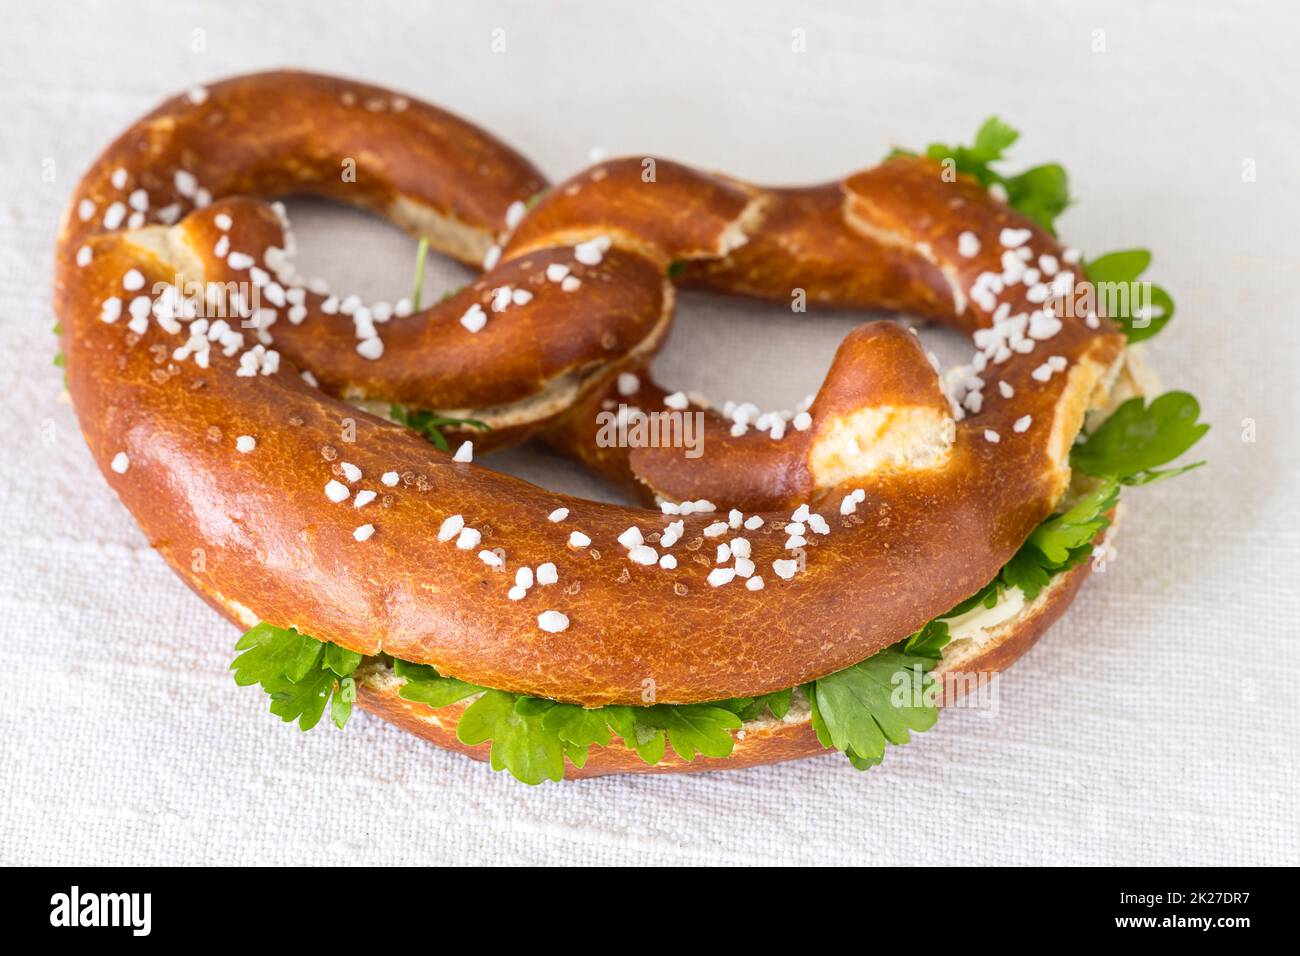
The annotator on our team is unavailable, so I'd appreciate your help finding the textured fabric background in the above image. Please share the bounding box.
[2,0,1296,866]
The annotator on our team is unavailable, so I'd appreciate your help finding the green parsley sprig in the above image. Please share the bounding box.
[807,643,943,771]
[231,623,361,730]
[395,659,743,784]
[896,117,1177,341]
[989,390,1208,601]
[1084,249,1176,343]
[1000,479,1120,601]
[1072,391,1207,485]
[892,116,1071,235]
[389,403,490,452]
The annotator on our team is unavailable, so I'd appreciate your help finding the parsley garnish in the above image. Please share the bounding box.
[718,688,794,722]
[807,644,941,770]
[992,391,1208,600]
[457,691,569,783]
[897,118,1177,338]
[396,661,742,782]
[999,479,1119,600]
[1084,249,1176,342]
[902,618,953,659]
[1071,391,1208,485]
[389,403,490,452]
[393,658,483,706]
[893,116,1072,234]
[231,623,361,730]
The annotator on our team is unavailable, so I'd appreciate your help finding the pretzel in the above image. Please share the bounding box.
[56,71,1132,777]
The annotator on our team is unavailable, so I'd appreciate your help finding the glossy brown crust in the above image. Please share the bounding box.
[353,555,1095,778]
[61,71,545,265]
[680,182,954,318]
[168,198,671,414]
[507,158,757,267]
[57,71,1124,709]
[543,321,954,511]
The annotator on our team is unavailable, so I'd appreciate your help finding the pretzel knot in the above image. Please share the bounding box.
[56,72,1126,773]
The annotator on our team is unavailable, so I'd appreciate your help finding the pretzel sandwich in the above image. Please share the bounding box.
[55,72,1202,781]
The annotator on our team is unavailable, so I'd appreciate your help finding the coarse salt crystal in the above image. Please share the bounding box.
[437,514,464,542]
[537,610,569,633]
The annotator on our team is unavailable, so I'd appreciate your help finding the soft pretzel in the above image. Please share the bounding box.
[58,71,1185,780]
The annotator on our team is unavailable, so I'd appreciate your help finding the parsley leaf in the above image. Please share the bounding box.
[231,623,360,730]
[391,657,742,780]
[968,115,1019,159]
[1027,480,1120,564]
[998,548,1055,603]
[999,480,1119,600]
[895,116,1072,234]
[600,706,667,765]
[457,690,567,785]
[997,394,1207,600]
[394,658,485,707]
[542,703,615,756]
[719,688,794,722]
[638,704,743,761]
[389,404,490,452]
[598,703,742,763]
[1071,391,1209,484]
[902,619,952,660]
[266,666,338,730]
[942,579,1001,617]
[1084,249,1176,342]
[1002,163,1070,236]
[808,646,938,769]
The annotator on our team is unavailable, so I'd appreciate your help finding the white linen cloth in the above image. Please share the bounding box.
[1,0,1296,865]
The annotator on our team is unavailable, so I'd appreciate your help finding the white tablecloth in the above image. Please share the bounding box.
[3,0,1296,866]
